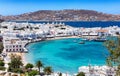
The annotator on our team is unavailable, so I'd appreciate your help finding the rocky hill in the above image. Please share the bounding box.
[1,10,120,21]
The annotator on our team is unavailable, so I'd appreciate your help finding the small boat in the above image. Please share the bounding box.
[88,38,94,41]
[79,41,85,44]
[93,38,107,42]
[82,38,88,41]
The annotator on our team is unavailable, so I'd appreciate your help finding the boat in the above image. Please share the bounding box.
[88,38,94,41]
[93,38,107,42]
[82,38,88,41]
[79,41,85,44]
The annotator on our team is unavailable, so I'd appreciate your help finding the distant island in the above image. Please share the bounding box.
[0,9,120,21]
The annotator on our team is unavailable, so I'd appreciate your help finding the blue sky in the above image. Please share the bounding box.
[0,0,120,15]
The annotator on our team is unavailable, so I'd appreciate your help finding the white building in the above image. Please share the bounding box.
[78,66,117,76]
[3,37,28,53]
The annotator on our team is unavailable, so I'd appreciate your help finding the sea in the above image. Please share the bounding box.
[25,38,109,74]
[12,21,120,27]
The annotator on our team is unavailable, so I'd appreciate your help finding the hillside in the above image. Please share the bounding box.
[1,10,120,21]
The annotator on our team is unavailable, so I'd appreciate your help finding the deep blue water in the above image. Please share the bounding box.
[25,38,109,74]
[13,21,120,27]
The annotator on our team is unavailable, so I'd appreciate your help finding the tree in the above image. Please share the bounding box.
[36,60,43,75]
[106,57,112,67]
[8,54,23,73]
[0,60,5,71]
[116,65,120,76]
[59,72,62,76]
[25,63,34,70]
[0,42,4,54]
[10,55,23,68]
[25,63,34,74]
[0,60,4,66]
[77,72,85,76]
[43,66,52,75]
[29,70,39,76]
[105,36,120,75]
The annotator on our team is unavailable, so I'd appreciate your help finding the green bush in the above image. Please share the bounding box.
[116,65,120,76]
[8,68,24,73]
[25,63,34,69]
[0,42,4,54]
[0,60,4,66]
[59,72,62,76]
[13,68,24,73]
[8,54,23,73]
[0,66,5,71]
[77,72,85,76]
[44,66,52,75]
[29,70,39,76]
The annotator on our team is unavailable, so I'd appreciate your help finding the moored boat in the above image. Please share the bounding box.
[79,41,85,44]
[93,38,107,42]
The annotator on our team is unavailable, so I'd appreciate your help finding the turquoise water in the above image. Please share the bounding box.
[25,38,109,73]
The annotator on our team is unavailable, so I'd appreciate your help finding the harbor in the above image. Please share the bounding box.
[0,0,120,75]
[0,21,119,75]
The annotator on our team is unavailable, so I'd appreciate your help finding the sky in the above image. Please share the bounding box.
[0,0,120,15]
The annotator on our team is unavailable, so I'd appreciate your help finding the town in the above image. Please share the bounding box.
[0,21,119,76]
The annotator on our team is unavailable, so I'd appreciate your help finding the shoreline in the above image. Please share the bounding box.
[4,36,117,75]
[22,36,80,65]
[25,35,80,47]
[4,36,81,67]
[7,20,120,22]
[22,36,117,75]
[5,35,111,71]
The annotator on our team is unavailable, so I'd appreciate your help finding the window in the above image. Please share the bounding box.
[16,45,18,47]
[13,45,15,48]
[6,46,8,48]
[13,49,15,52]
[19,45,22,47]
[6,49,8,52]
